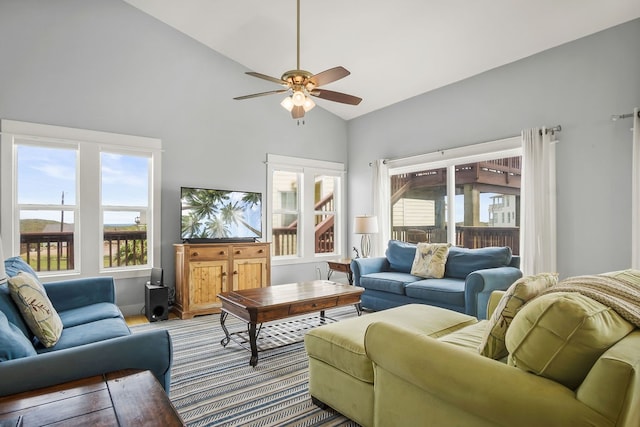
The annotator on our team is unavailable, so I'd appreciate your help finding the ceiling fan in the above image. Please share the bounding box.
[234,0,362,119]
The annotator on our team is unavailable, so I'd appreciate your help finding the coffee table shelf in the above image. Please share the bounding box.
[222,314,339,353]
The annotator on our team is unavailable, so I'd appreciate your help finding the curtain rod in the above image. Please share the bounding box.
[541,125,562,135]
[611,111,640,121]
[369,125,561,166]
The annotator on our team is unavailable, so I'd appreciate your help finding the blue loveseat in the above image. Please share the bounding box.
[0,257,172,397]
[351,241,522,319]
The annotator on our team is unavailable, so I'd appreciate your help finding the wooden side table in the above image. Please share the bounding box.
[327,259,353,285]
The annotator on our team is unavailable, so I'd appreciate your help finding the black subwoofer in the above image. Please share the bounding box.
[145,284,168,322]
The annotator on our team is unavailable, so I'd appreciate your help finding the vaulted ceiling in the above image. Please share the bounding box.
[123,0,640,120]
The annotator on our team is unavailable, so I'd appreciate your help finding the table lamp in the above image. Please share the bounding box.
[354,215,378,258]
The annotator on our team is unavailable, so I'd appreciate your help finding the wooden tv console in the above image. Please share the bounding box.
[173,242,270,319]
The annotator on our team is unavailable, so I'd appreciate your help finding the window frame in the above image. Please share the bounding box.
[387,136,522,245]
[267,153,346,266]
[1,119,161,280]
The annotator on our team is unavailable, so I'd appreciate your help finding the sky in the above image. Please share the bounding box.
[455,193,495,223]
[17,145,149,225]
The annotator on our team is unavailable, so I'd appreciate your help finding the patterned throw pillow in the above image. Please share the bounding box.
[478,272,558,359]
[410,243,452,279]
[8,272,63,348]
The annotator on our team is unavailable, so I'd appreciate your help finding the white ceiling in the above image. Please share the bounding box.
[123,0,640,120]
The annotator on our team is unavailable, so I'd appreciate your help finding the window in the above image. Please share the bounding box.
[16,143,78,272]
[101,151,151,268]
[271,170,300,257]
[1,120,161,279]
[387,137,522,253]
[267,154,345,263]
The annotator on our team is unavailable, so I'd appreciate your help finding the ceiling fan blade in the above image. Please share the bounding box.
[308,66,350,87]
[234,89,288,100]
[245,71,289,86]
[310,89,362,105]
[291,105,305,119]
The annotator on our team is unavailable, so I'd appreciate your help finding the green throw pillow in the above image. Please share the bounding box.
[8,272,63,348]
[505,292,634,389]
[478,272,558,359]
[410,243,451,279]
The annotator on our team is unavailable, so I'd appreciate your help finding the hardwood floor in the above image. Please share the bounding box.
[125,313,178,327]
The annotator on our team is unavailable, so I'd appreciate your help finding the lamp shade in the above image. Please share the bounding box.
[354,215,378,234]
[280,96,294,112]
[0,236,7,285]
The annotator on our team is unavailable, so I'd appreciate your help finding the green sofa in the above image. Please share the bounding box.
[305,271,640,427]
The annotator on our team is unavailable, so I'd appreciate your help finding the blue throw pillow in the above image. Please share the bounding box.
[4,256,38,278]
[445,246,513,279]
[0,284,33,339]
[385,240,417,273]
[0,310,37,361]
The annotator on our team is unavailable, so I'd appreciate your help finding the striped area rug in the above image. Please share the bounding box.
[132,306,362,427]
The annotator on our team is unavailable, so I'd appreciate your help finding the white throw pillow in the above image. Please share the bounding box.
[410,243,451,279]
[8,272,63,348]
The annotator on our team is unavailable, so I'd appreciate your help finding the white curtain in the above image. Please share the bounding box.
[371,159,390,257]
[520,127,557,275]
[632,108,640,269]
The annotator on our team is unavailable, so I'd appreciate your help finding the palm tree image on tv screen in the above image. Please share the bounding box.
[180,187,262,241]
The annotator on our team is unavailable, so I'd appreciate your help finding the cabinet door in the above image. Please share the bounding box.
[188,260,227,308]
[232,258,268,291]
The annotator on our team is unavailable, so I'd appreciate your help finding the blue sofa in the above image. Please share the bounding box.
[0,257,173,397]
[351,241,522,319]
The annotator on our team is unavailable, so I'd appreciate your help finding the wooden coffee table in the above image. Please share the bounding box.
[0,370,183,426]
[218,280,363,366]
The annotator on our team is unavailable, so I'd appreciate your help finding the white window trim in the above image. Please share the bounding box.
[388,136,521,173]
[267,153,346,266]
[387,136,522,245]
[1,119,161,280]
[632,107,640,269]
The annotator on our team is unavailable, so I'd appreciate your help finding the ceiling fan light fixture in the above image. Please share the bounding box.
[280,96,294,112]
[303,96,315,112]
[292,90,306,106]
[234,0,361,120]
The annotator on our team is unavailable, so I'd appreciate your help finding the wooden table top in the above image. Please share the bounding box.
[218,280,363,323]
[0,370,183,427]
[218,280,361,307]
[327,258,352,266]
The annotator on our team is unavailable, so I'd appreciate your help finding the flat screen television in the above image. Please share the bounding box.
[180,186,262,242]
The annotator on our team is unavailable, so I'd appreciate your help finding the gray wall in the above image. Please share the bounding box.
[347,18,640,279]
[2,1,638,313]
[0,0,348,314]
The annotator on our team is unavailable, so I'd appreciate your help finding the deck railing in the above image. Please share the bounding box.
[272,193,336,256]
[272,224,520,258]
[392,225,520,255]
[20,232,75,271]
[19,230,148,272]
[20,224,518,269]
[271,220,336,256]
